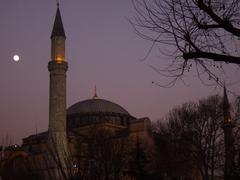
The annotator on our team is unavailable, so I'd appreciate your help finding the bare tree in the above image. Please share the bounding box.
[128,137,149,180]
[0,145,42,180]
[153,102,203,179]
[153,95,239,179]
[131,0,240,86]
[193,96,224,180]
[229,98,240,179]
[73,125,130,180]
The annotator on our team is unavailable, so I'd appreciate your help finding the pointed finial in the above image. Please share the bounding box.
[56,0,60,8]
[51,3,66,38]
[223,83,229,108]
[92,85,98,99]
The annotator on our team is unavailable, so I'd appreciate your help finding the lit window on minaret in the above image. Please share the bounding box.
[227,115,231,123]
[51,36,65,62]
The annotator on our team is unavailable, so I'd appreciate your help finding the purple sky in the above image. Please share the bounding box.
[1,0,240,144]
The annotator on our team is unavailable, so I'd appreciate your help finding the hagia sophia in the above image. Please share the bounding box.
[0,6,152,180]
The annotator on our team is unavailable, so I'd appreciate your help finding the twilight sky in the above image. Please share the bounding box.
[1,0,240,144]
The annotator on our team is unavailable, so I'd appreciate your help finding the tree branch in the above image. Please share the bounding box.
[183,51,240,64]
[198,24,222,29]
[197,0,240,36]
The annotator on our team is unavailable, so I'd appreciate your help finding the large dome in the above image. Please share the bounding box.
[67,98,134,130]
[67,98,129,115]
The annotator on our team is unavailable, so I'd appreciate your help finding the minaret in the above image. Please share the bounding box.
[222,85,235,180]
[48,5,69,177]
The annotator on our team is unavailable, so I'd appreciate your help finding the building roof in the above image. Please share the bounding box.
[67,98,130,116]
[22,131,48,145]
[51,7,66,38]
[67,98,134,130]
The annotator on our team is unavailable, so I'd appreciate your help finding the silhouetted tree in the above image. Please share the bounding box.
[0,148,42,180]
[0,134,72,180]
[229,98,240,179]
[128,137,148,180]
[131,0,240,86]
[73,126,130,180]
[153,102,201,179]
[153,95,240,179]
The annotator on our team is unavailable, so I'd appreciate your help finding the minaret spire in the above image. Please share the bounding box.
[51,5,66,62]
[51,6,65,38]
[222,85,235,180]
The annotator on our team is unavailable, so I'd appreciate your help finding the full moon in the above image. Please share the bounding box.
[13,55,20,62]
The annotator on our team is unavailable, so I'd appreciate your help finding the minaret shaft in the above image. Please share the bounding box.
[48,61,68,132]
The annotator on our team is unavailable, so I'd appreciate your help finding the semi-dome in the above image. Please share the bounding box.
[67,98,134,131]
